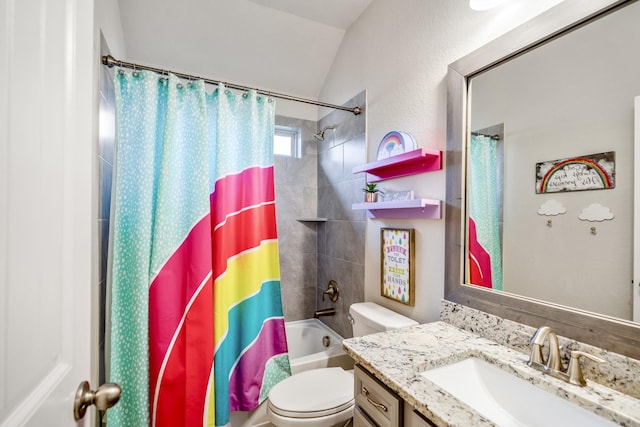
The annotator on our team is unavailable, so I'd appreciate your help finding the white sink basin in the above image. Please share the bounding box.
[420,357,618,427]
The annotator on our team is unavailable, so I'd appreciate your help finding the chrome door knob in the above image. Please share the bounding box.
[73,381,122,421]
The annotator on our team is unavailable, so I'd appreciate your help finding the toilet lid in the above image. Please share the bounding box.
[268,368,354,418]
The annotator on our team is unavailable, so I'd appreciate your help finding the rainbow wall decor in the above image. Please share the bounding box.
[535,151,615,194]
[376,131,417,160]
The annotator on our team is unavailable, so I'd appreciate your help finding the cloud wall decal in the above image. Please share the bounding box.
[537,199,567,216]
[579,203,615,222]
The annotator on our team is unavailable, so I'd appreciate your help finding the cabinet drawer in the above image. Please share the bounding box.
[354,365,402,427]
[404,407,438,427]
[354,405,377,427]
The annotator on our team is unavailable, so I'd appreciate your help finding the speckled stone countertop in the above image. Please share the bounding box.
[439,301,640,398]
[343,321,640,427]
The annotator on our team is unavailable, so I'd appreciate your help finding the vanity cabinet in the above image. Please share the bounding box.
[404,408,438,427]
[354,406,378,427]
[354,365,438,427]
[354,365,402,427]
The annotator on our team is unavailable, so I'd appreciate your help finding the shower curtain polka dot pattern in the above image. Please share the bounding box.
[109,71,290,427]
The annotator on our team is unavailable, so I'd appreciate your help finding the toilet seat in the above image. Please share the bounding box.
[268,368,354,419]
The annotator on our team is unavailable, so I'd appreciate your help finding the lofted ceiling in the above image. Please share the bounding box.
[117,0,373,101]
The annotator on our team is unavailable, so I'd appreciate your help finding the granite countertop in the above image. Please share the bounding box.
[342,321,640,427]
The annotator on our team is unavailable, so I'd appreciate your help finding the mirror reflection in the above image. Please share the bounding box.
[466,0,640,322]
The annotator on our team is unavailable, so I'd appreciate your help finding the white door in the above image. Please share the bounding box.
[1,0,106,425]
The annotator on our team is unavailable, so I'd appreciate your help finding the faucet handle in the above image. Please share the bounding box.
[323,280,339,302]
[567,350,606,386]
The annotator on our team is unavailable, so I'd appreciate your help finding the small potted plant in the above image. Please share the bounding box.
[362,183,383,203]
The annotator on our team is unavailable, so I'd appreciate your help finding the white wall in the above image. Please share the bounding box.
[318,0,564,323]
[95,0,126,57]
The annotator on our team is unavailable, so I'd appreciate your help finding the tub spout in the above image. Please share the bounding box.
[313,308,336,319]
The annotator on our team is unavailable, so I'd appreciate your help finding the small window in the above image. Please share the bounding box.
[274,126,301,157]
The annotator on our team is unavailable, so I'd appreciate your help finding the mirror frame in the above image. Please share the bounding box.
[445,0,640,359]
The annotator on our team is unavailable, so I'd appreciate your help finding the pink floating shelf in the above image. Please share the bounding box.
[352,148,442,183]
[352,199,442,220]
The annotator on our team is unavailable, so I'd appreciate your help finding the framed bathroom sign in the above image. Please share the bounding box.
[381,228,415,306]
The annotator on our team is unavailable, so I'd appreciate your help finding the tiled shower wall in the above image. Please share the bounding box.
[273,90,367,329]
[98,35,115,388]
[316,91,367,339]
[273,116,320,321]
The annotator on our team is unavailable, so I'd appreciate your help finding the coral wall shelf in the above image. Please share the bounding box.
[352,148,442,183]
[352,199,442,219]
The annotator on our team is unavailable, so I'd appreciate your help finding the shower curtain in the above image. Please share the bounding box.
[108,70,290,427]
[468,134,503,290]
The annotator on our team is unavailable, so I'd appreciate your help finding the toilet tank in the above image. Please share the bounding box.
[349,302,418,337]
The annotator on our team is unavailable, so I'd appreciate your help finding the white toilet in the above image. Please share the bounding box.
[267,302,418,427]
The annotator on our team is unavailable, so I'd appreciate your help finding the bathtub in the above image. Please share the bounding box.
[231,318,353,427]
[285,318,354,374]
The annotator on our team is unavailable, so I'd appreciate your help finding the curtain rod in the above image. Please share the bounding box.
[471,131,500,140]
[102,55,362,116]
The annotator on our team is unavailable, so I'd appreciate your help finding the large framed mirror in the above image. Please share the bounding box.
[445,0,640,359]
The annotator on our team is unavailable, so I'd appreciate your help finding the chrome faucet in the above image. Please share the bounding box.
[527,326,606,386]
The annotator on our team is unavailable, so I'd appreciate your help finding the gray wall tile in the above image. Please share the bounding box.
[98,36,115,390]
[343,135,366,180]
[274,115,320,321]
[314,90,367,336]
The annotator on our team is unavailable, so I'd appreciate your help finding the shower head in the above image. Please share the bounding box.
[314,125,337,141]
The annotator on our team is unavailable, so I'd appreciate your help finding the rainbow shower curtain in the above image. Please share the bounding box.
[108,71,290,427]
[207,87,291,425]
[468,134,503,290]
